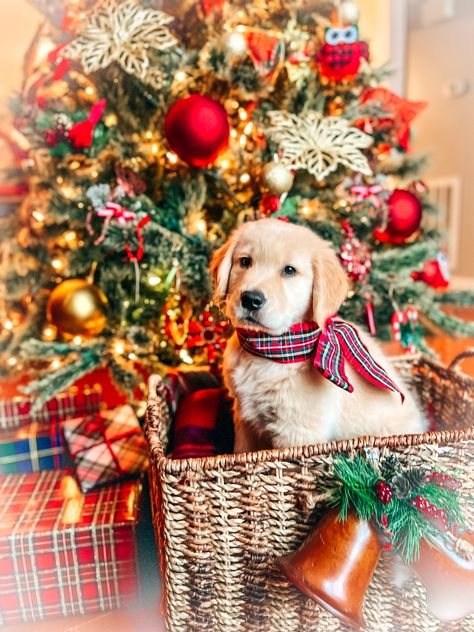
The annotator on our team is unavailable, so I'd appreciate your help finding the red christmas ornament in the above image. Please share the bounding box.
[316,24,369,82]
[374,189,422,243]
[260,193,281,216]
[164,95,230,167]
[339,221,372,282]
[412,253,450,289]
[68,99,106,149]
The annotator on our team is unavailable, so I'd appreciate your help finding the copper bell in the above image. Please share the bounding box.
[278,509,381,630]
[409,532,474,622]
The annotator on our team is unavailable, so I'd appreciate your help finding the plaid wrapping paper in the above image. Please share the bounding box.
[0,385,102,431]
[63,405,149,492]
[0,421,65,474]
[0,469,141,625]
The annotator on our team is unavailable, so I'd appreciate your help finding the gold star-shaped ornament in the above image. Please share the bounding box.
[64,0,177,88]
[268,110,373,181]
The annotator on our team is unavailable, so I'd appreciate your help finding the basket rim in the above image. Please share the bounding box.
[144,359,474,474]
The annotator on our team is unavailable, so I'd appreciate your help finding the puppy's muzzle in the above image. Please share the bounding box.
[241,290,266,311]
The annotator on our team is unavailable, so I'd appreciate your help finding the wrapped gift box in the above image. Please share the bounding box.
[0,385,102,431]
[0,469,141,625]
[63,405,149,492]
[0,421,65,474]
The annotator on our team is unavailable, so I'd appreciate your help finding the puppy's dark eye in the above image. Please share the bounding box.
[283,265,296,277]
[239,256,252,268]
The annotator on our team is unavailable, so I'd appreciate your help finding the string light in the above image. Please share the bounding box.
[42,325,57,341]
[145,130,153,140]
[220,159,230,170]
[238,109,248,121]
[151,143,159,155]
[7,357,17,367]
[128,352,137,360]
[239,135,247,148]
[85,86,95,96]
[148,275,161,286]
[72,335,82,346]
[240,173,251,184]
[114,341,125,355]
[243,122,253,135]
[51,258,64,271]
[166,151,178,164]
[230,129,238,138]
[32,211,45,222]
[301,205,310,216]
[179,349,193,364]
[3,320,13,331]
[64,231,77,243]
[50,358,61,369]
[175,70,186,82]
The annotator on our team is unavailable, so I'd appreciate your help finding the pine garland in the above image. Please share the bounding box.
[328,454,464,563]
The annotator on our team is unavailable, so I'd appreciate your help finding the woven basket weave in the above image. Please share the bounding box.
[145,352,474,632]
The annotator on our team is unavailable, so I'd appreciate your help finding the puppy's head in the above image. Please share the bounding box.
[210,218,349,334]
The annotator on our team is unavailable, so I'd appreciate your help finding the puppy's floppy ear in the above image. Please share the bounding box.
[210,236,235,304]
[312,244,349,326]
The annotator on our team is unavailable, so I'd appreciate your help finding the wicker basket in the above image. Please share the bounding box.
[145,352,474,632]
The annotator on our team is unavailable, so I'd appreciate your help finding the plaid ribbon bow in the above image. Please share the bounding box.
[236,318,404,401]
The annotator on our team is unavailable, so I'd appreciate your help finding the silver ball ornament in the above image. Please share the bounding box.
[262,163,294,195]
[340,1,360,24]
[222,32,248,58]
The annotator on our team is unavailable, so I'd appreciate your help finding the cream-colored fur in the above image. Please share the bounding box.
[211,218,425,452]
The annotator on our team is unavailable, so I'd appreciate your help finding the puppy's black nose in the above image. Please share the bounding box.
[241,290,266,311]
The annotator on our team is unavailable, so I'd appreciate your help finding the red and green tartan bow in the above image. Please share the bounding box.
[236,318,404,401]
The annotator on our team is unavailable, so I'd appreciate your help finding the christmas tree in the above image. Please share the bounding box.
[1,0,473,406]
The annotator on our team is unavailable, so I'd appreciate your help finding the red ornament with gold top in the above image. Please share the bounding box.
[164,95,230,167]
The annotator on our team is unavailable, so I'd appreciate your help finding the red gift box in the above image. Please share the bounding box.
[0,385,102,431]
[0,469,141,624]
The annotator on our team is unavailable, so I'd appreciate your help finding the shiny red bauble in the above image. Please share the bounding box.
[374,189,422,243]
[164,94,230,167]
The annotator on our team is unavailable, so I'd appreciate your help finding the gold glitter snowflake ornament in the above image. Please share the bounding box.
[268,110,373,181]
[64,0,177,87]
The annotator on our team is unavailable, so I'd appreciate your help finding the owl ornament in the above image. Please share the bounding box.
[316,21,369,83]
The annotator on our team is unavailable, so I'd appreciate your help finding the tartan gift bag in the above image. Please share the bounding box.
[0,421,65,474]
[0,385,102,431]
[0,470,141,625]
[63,405,149,492]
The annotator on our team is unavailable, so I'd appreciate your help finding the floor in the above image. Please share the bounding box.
[5,306,474,631]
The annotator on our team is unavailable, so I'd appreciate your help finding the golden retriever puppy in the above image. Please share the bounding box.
[211,218,425,452]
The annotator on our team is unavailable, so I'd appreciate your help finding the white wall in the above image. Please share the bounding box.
[406,15,474,276]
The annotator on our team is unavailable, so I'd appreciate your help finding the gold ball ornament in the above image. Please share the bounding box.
[222,31,248,58]
[340,1,360,24]
[262,162,294,196]
[46,279,108,338]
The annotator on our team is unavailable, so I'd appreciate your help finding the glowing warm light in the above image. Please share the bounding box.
[32,211,45,222]
[51,359,61,369]
[240,173,251,184]
[236,24,246,32]
[196,219,207,234]
[175,70,186,81]
[145,130,153,140]
[123,300,130,308]
[148,275,161,286]
[301,205,310,216]
[56,176,64,184]
[51,258,64,271]
[114,341,125,355]
[3,320,13,331]
[239,134,247,148]
[42,325,56,341]
[85,86,95,96]
[151,143,159,155]
[230,129,238,138]
[166,152,178,164]
[72,335,83,346]
[238,109,248,121]
[65,231,76,242]
[128,352,137,360]
[7,357,17,367]
[220,159,230,169]
[243,122,253,135]
[179,349,194,364]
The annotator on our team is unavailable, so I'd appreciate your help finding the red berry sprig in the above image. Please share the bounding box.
[424,471,462,491]
[411,495,449,532]
[374,481,393,505]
